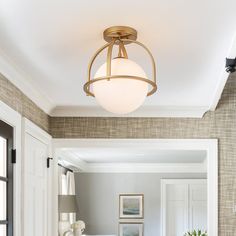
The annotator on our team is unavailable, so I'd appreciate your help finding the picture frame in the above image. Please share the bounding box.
[119,194,144,219]
[119,222,144,236]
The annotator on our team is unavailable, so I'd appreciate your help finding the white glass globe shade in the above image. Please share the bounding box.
[93,58,148,114]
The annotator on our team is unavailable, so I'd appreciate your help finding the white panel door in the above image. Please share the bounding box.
[189,183,207,231]
[162,179,207,236]
[24,133,48,236]
[166,184,188,236]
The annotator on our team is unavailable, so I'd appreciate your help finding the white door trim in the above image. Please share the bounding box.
[23,118,51,145]
[53,138,218,236]
[0,101,22,236]
[23,118,52,236]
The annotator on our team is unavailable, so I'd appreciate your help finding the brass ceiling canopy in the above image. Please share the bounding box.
[83,26,157,114]
[103,26,137,44]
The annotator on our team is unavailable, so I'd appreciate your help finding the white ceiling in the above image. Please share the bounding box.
[57,148,207,173]
[0,0,236,117]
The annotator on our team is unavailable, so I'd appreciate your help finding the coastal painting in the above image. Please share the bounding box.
[119,223,143,236]
[119,194,144,219]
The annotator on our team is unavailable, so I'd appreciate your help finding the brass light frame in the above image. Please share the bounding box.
[83,26,157,97]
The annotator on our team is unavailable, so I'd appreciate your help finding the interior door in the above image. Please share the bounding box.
[189,183,207,231]
[162,179,207,236]
[24,133,48,236]
[166,183,188,236]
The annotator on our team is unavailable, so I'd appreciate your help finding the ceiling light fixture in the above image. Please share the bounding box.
[83,26,157,114]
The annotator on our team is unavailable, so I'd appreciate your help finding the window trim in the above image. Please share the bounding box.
[0,101,22,236]
[0,120,14,236]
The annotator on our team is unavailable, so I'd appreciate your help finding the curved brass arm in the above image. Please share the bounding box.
[106,39,116,78]
[118,40,128,59]
[87,42,111,95]
[121,39,156,84]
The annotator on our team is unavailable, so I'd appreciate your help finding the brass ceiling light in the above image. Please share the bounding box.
[83,26,157,114]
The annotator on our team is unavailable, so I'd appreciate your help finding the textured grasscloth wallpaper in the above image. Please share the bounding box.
[0,73,50,132]
[50,74,236,236]
[0,70,236,235]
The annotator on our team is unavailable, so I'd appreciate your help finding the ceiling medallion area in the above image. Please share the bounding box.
[83,26,157,115]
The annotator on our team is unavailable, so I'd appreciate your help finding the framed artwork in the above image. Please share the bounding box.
[119,194,144,219]
[119,223,143,236]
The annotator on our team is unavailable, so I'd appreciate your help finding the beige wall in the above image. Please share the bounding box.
[0,70,236,235]
[50,74,236,236]
[0,73,50,132]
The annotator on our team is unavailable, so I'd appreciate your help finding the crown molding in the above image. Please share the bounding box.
[0,50,54,114]
[210,33,236,110]
[81,163,206,173]
[50,105,208,118]
[57,150,87,171]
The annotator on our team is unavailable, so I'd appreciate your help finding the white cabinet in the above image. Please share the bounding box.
[23,119,52,236]
[161,179,207,236]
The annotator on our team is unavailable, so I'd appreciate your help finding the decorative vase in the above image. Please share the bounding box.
[63,230,73,236]
[74,228,82,236]
[59,221,71,236]
[71,220,85,236]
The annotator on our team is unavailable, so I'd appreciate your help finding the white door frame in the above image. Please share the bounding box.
[0,101,22,236]
[53,138,218,236]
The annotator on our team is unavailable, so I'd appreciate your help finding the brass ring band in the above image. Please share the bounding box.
[84,75,157,97]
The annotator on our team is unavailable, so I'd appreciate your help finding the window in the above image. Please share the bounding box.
[0,120,13,236]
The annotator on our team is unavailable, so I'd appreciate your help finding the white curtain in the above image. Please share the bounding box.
[58,166,69,221]
[58,167,76,224]
[66,171,76,224]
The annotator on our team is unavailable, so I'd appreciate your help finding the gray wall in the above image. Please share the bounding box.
[75,173,206,236]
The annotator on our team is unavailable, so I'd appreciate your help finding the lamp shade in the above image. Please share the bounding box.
[58,195,77,213]
[93,58,148,114]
